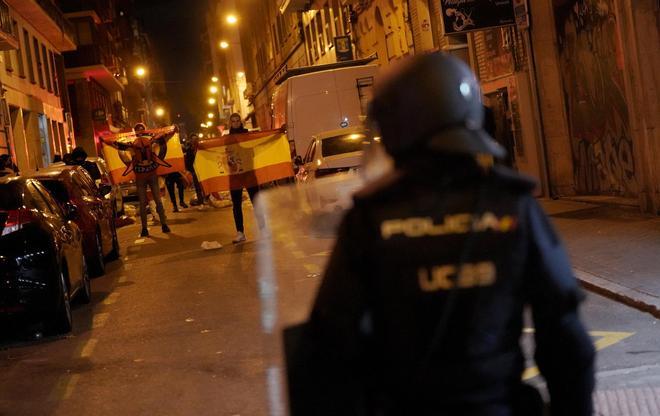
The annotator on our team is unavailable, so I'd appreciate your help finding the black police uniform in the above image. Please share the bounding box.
[302,155,595,416]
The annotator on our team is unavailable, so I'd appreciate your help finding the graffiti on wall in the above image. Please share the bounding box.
[553,0,637,196]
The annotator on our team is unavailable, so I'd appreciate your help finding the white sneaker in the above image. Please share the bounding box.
[232,232,247,244]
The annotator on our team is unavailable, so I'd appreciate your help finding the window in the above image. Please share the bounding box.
[343,4,352,34]
[28,182,53,214]
[49,51,59,96]
[75,20,93,46]
[33,37,44,88]
[42,45,52,92]
[33,181,65,217]
[3,49,12,73]
[323,4,333,48]
[13,21,25,78]
[39,179,70,205]
[23,30,35,83]
[331,0,343,36]
[309,22,319,60]
[316,14,325,54]
[305,24,314,63]
[321,133,366,157]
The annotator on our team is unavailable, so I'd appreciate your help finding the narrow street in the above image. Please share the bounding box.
[1,197,659,415]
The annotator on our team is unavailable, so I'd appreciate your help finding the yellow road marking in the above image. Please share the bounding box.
[92,313,110,329]
[80,339,98,358]
[522,330,635,380]
[103,292,121,305]
[49,374,80,401]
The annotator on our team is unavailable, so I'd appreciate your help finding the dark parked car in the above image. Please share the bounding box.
[31,165,119,277]
[0,177,90,333]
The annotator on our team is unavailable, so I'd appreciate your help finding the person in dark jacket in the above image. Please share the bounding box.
[227,113,260,243]
[165,171,188,212]
[184,133,205,205]
[296,53,595,416]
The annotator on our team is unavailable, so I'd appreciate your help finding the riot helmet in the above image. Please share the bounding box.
[368,52,505,160]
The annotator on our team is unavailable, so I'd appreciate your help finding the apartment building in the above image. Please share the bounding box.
[0,0,76,171]
[58,0,127,157]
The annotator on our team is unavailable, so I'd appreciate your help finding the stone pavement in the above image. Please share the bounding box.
[540,199,660,319]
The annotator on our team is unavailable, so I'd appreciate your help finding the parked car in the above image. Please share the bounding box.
[84,157,124,216]
[30,165,119,277]
[0,176,90,334]
[295,127,367,183]
[119,179,138,202]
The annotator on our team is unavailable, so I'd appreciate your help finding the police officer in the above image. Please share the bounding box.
[297,53,595,415]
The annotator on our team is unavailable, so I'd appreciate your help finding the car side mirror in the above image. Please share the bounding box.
[64,203,79,221]
[98,184,113,197]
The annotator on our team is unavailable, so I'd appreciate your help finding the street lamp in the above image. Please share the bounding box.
[207,113,215,119]
[211,76,219,83]
[219,40,229,49]
[206,121,213,127]
[226,14,238,25]
[201,122,207,128]
[209,85,219,94]
[208,97,217,105]
[237,71,245,78]
[135,66,147,78]
[155,107,165,117]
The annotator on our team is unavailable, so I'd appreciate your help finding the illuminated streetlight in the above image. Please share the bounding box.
[201,123,207,128]
[211,76,219,83]
[219,41,229,49]
[237,71,245,78]
[226,14,238,25]
[155,107,165,117]
[208,97,217,105]
[206,121,213,127]
[198,133,204,138]
[207,113,215,119]
[135,66,147,78]
[209,85,218,94]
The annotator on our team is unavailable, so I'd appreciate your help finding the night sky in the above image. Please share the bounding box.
[135,0,206,133]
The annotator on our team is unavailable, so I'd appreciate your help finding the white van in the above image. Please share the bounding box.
[271,64,379,157]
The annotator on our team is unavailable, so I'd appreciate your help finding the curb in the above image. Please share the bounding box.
[574,268,660,319]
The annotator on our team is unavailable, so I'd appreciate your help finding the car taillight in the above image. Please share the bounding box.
[1,208,37,236]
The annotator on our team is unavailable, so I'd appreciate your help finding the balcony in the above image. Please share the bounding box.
[64,44,123,92]
[59,0,114,24]
[0,1,18,50]
[6,0,76,51]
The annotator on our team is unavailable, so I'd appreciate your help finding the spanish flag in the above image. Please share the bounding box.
[101,126,185,184]
[194,130,293,192]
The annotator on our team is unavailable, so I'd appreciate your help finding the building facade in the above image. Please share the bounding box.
[0,0,76,172]
[58,0,128,157]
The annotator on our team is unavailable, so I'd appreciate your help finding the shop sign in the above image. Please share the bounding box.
[440,0,516,34]
[334,36,354,62]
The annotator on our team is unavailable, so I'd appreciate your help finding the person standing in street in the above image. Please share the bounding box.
[165,171,188,212]
[184,133,205,206]
[291,53,595,415]
[228,113,260,243]
[103,123,174,237]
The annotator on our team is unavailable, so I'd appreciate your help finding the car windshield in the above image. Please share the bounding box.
[39,179,70,204]
[321,133,367,157]
[82,161,102,180]
[0,182,21,210]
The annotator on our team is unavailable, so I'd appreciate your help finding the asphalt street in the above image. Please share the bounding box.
[0,196,658,415]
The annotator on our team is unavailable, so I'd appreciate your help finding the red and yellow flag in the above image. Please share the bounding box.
[194,130,293,192]
[101,126,185,184]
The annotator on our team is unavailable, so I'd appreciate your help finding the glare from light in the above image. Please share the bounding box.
[316,159,322,166]
[347,134,362,140]
[237,71,245,78]
[209,85,219,94]
[226,15,238,25]
[206,121,213,127]
[211,76,219,83]
[373,136,381,142]
[135,66,147,78]
[155,107,165,117]
[219,41,229,49]
[200,123,207,128]
[208,97,217,105]
[207,113,215,119]
[198,133,204,138]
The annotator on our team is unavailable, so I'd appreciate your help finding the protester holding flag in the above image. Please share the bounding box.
[102,122,176,237]
[227,113,260,243]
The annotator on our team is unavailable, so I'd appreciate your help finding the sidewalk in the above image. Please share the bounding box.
[540,199,660,318]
